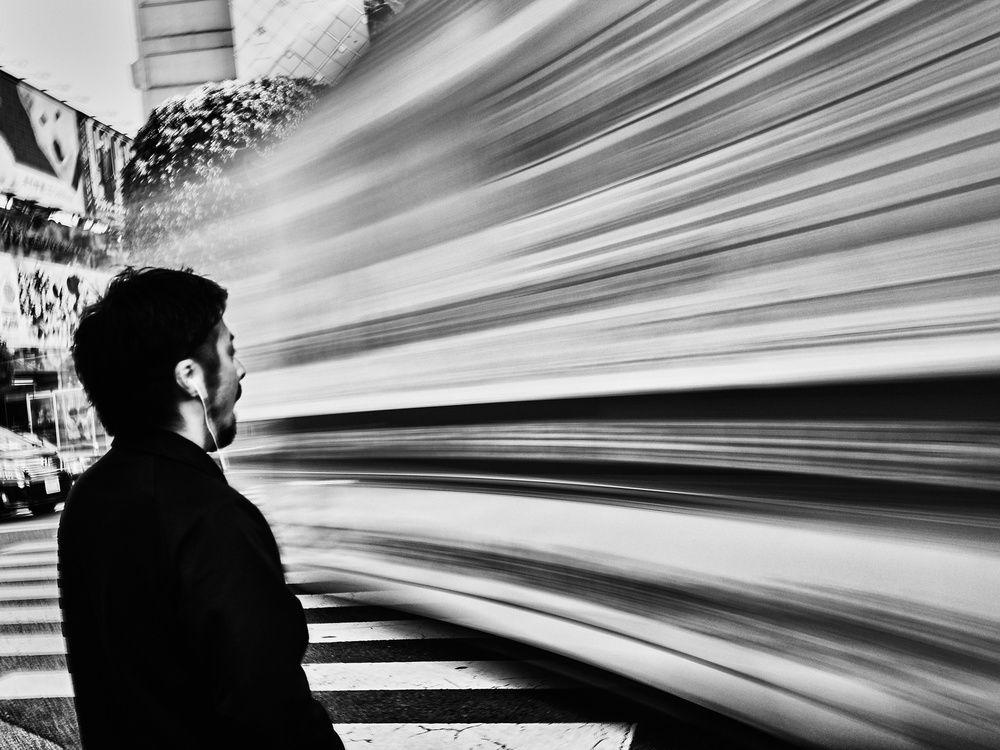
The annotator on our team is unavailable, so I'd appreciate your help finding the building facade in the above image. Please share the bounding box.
[0,67,126,429]
[131,0,372,115]
[130,0,238,114]
[231,0,369,85]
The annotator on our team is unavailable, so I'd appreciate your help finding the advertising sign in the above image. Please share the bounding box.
[0,253,107,350]
[0,73,84,213]
[0,70,129,219]
[82,119,128,217]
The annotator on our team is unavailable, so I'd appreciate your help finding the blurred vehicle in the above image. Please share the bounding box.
[211,0,999,746]
[0,427,73,516]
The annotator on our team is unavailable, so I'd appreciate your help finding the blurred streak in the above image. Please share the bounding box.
[231,419,1000,490]
[218,0,998,418]
[235,465,1000,749]
[156,0,1000,746]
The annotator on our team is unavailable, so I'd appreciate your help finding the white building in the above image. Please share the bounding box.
[131,0,369,115]
[231,0,369,84]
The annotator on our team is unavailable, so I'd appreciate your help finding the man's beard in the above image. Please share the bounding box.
[208,385,240,450]
[216,418,237,449]
[207,400,238,449]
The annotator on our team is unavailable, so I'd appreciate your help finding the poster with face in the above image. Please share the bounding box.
[0,71,85,213]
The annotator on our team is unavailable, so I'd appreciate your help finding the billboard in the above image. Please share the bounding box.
[0,69,130,219]
[0,253,107,351]
[81,119,129,217]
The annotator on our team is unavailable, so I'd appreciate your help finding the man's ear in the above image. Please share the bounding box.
[174,359,204,400]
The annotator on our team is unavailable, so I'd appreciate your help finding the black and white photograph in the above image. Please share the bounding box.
[0,1,996,748]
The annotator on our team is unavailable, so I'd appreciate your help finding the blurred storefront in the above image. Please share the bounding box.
[0,254,110,453]
[0,67,124,453]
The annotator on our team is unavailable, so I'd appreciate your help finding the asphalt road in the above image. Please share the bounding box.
[0,502,790,750]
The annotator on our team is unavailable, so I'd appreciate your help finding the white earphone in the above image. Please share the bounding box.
[194,381,228,472]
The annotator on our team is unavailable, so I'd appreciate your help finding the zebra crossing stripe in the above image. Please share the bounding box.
[305,661,573,691]
[0,545,639,747]
[0,669,638,750]
[0,567,57,583]
[0,660,571,698]
[335,722,636,749]
[297,590,423,608]
[297,594,372,609]
[309,620,472,643]
[0,553,58,568]
[295,592,420,609]
[0,633,65,656]
[0,670,72,699]
[0,540,58,555]
[0,605,62,624]
[0,519,59,538]
[0,585,60,601]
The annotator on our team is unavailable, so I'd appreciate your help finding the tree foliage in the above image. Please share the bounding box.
[122,76,325,273]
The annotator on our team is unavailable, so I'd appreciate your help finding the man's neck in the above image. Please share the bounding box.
[172,399,213,452]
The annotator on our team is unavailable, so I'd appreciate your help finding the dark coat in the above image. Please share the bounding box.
[58,430,344,750]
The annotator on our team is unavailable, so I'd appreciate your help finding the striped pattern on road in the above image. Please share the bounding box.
[308,619,472,643]
[305,660,573,692]
[0,670,71,700]
[298,593,362,609]
[335,723,635,749]
[0,585,59,602]
[0,531,643,749]
[0,568,62,583]
[1,621,477,652]
[0,635,64,657]
[0,540,58,555]
[0,553,58,568]
[0,541,59,607]
[0,658,575,697]
[0,606,62,625]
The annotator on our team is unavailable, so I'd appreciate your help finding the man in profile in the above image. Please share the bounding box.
[58,267,344,750]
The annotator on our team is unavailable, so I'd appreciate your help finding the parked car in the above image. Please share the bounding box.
[0,427,73,516]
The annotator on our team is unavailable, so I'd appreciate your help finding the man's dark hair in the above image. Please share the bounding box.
[73,267,228,435]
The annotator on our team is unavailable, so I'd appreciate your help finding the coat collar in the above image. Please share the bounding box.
[111,430,228,483]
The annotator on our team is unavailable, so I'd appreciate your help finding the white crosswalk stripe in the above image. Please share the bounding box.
[0,659,574,697]
[0,606,62,624]
[299,589,431,608]
[308,619,472,642]
[0,671,72,700]
[0,584,60,601]
[0,553,58,568]
[0,521,60,546]
[335,723,636,749]
[297,593,364,609]
[0,529,642,749]
[305,660,573,691]
[0,540,58,555]
[0,634,65,657]
[0,661,637,749]
[0,567,58,583]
